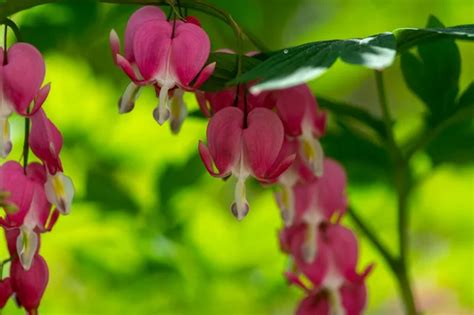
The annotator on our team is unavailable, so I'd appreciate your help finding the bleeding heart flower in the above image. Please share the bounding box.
[287,223,360,285]
[119,17,214,125]
[287,263,371,315]
[0,43,49,158]
[28,109,74,215]
[0,277,12,309]
[278,158,347,229]
[271,84,326,177]
[10,255,49,313]
[0,161,36,225]
[29,108,63,175]
[110,6,166,114]
[199,107,294,220]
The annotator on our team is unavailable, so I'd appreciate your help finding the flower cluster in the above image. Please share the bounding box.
[0,42,74,314]
[199,82,372,313]
[109,6,215,133]
[111,6,371,314]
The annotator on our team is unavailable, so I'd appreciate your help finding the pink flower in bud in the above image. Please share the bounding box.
[29,109,74,215]
[199,107,294,220]
[10,255,49,313]
[0,43,50,158]
[0,277,13,308]
[271,84,326,177]
[117,15,214,125]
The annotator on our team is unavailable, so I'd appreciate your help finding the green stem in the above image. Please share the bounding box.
[23,117,30,172]
[375,70,417,315]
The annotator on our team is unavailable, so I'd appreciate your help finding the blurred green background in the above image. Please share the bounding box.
[1,0,473,314]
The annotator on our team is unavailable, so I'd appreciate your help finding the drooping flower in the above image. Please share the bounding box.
[116,14,214,125]
[270,84,327,177]
[0,43,49,158]
[199,107,294,219]
[110,6,166,114]
[29,108,74,215]
[0,162,56,270]
[278,158,347,233]
[284,224,371,315]
[10,254,49,313]
[294,279,368,315]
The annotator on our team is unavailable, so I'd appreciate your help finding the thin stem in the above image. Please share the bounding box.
[374,70,417,315]
[3,24,7,63]
[23,117,30,172]
[0,18,22,42]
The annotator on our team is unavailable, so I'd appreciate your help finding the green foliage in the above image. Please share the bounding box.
[232,33,397,92]
[401,16,461,125]
[232,21,473,93]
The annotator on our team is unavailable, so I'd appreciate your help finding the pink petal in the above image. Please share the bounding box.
[0,161,35,227]
[0,277,13,308]
[195,91,211,117]
[274,84,318,136]
[171,22,211,86]
[184,16,202,27]
[205,89,237,114]
[11,255,49,312]
[284,271,311,293]
[109,29,121,64]
[188,62,215,90]
[26,163,47,184]
[124,6,166,62]
[263,138,297,182]
[115,54,150,84]
[26,83,51,117]
[198,141,225,177]
[205,107,243,175]
[290,224,329,286]
[316,159,348,219]
[243,108,284,179]
[3,43,45,115]
[29,108,63,174]
[133,20,172,81]
[296,291,330,315]
[325,224,359,280]
[340,281,368,315]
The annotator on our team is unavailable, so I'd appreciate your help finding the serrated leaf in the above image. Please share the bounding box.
[232,33,396,93]
[199,52,261,92]
[401,16,461,125]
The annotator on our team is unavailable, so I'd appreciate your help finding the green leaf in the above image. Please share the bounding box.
[199,52,261,92]
[232,33,396,93]
[458,82,474,109]
[401,16,461,125]
[395,20,474,52]
[426,120,474,165]
[322,120,391,184]
[318,97,386,137]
